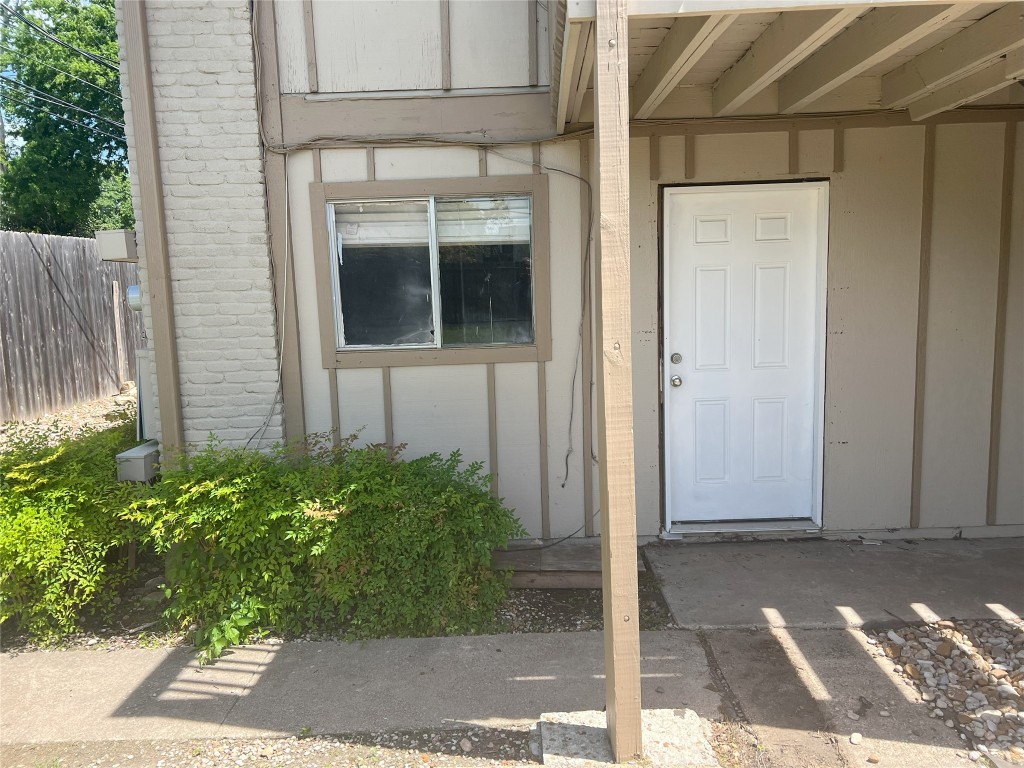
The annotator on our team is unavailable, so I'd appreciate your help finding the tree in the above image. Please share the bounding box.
[0,0,131,236]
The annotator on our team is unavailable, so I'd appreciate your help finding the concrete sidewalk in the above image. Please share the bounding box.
[3,538,1020,768]
[0,632,719,744]
[646,537,1024,629]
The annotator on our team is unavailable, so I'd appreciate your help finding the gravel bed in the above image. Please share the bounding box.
[0,727,540,768]
[0,385,137,452]
[866,618,1024,764]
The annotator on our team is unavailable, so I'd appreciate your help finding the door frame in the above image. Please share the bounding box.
[661,180,830,533]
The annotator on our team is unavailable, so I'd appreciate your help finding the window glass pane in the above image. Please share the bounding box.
[436,196,534,346]
[334,200,434,347]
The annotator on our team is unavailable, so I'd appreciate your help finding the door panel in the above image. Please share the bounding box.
[663,183,827,524]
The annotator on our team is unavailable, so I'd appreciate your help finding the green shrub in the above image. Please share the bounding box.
[0,421,141,639]
[130,436,524,661]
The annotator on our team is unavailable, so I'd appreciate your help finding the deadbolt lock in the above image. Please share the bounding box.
[670,353,682,364]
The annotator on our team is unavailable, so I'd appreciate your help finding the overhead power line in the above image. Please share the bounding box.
[0,92,124,141]
[0,42,121,100]
[0,2,120,73]
[0,73,125,130]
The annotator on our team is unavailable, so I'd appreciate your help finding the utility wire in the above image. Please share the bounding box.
[0,73,125,130]
[0,91,123,141]
[0,42,121,100]
[0,2,120,73]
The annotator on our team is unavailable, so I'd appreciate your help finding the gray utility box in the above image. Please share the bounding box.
[117,440,160,483]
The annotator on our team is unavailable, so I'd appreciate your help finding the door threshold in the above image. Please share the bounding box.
[663,518,821,539]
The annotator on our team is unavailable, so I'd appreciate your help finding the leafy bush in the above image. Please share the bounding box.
[0,420,141,638]
[130,437,524,661]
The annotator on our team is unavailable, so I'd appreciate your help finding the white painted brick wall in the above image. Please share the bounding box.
[116,0,282,448]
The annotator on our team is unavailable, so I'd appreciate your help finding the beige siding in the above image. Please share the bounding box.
[996,122,1024,525]
[337,368,387,445]
[691,132,790,181]
[823,126,925,530]
[628,137,662,536]
[273,0,309,94]
[311,0,443,93]
[542,142,588,537]
[494,362,544,536]
[797,129,834,175]
[919,123,1004,528]
[449,1,531,89]
[390,365,491,469]
[287,150,334,435]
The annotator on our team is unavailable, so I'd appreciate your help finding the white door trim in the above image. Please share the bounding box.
[662,181,829,533]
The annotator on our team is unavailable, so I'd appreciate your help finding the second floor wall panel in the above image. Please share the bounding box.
[274,0,549,96]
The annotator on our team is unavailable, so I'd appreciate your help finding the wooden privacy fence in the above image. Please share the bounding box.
[0,230,144,422]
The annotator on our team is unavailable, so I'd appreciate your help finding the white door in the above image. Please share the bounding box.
[663,183,827,526]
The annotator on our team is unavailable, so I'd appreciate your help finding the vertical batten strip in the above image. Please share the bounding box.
[910,123,937,529]
[478,147,488,177]
[986,120,1019,525]
[833,125,845,173]
[684,131,695,180]
[789,127,800,175]
[528,0,539,87]
[649,135,660,182]
[440,0,452,90]
[302,0,318,93]
[487,363,499,496]
[313,148,341,445]
[366,147,376,181]
[121,0,185,458]
[581,138,595,536]
[382,366,394,445]
[533,142,551,538]
[255,0,305,443]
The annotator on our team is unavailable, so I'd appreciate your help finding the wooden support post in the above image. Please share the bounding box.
[594,0,642,762]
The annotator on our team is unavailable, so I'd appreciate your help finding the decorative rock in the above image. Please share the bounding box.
[850,733,863,745]
[847,711,861,721]
[459,739,472,753]
[968,750,981,761]
[867,755,881,764]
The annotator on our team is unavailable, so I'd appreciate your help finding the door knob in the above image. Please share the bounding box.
[670,375,683,388]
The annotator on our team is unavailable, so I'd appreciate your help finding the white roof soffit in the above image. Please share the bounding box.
[559,1,1022,129]
[883,2,1024,108]
[568,0,980,20]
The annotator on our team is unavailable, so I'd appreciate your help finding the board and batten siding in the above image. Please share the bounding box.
[274,0,550,95]
[287,143,588,539]
[287,117,1023,539]
[631,118,1023,535]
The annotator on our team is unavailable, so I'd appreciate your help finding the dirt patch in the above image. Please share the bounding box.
[497,568,676,633]
[0,386,137,453]
[707,720,772,768]
[0,727,539,768]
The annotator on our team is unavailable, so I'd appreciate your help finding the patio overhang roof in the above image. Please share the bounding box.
[555,0,1024,132]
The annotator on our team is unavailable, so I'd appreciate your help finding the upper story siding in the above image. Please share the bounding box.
[273,0,551,95]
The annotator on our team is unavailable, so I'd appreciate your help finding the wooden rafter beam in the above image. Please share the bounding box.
[908,48,1024,120]
[882,2,1024,109]
[594,0,642,760]
[557,21,583,132]
[632,13,737,119]
[713,7,861,116]
[779,3,978,114]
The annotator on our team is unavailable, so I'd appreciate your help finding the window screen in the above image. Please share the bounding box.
[334,200,435,347]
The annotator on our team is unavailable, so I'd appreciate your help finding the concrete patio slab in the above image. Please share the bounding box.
[0,631,720,745]
[645,538,1024,630]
